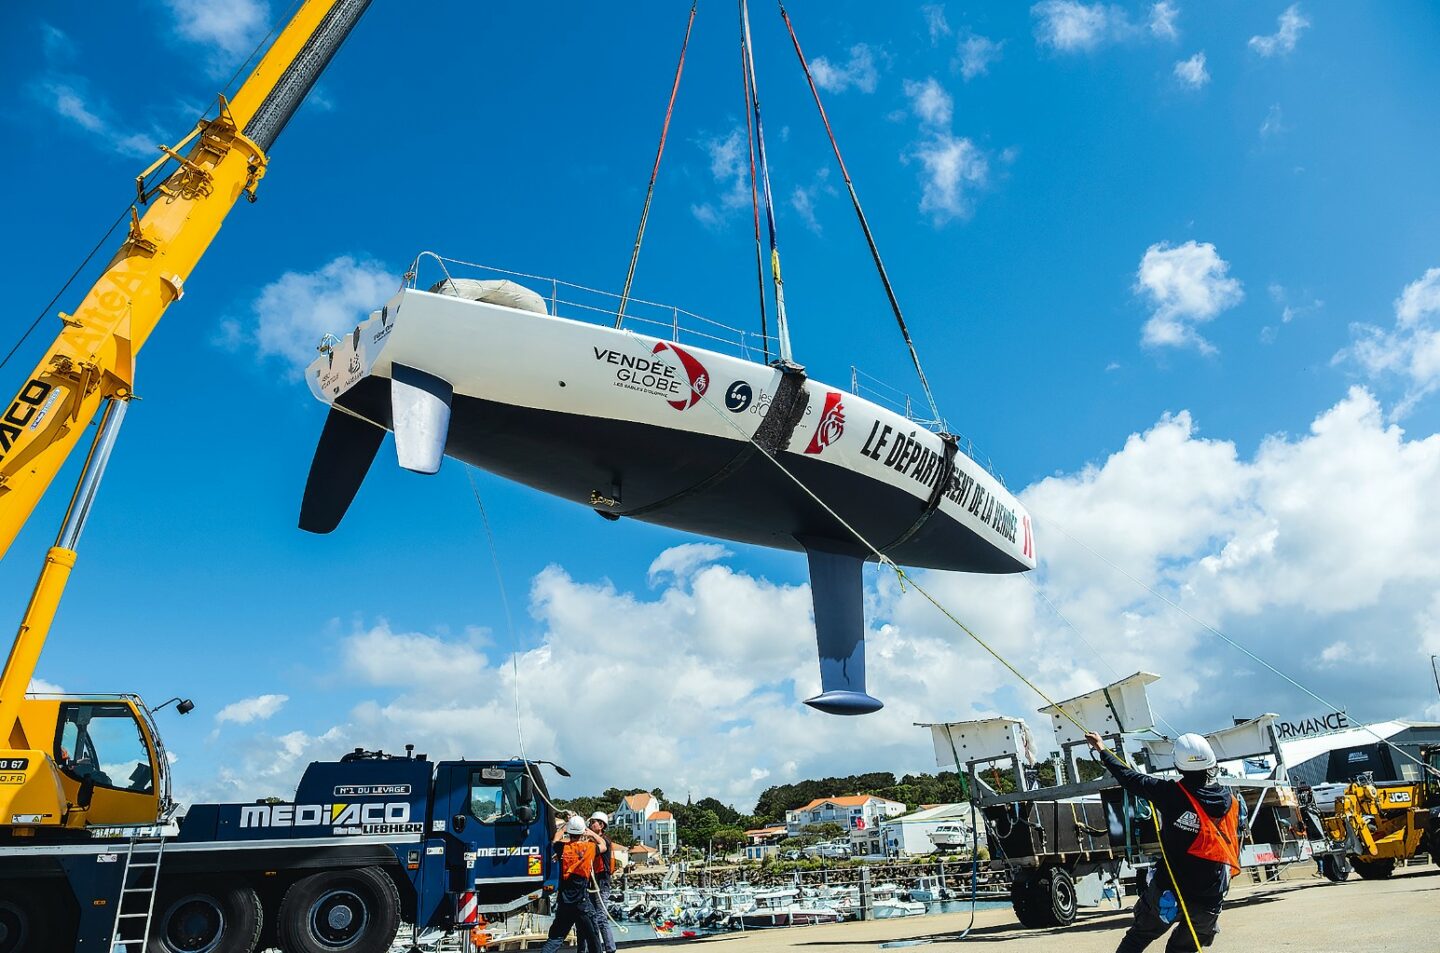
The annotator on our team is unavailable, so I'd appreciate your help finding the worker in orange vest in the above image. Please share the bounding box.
[1085,731,1242,951]
[538,815,604,953]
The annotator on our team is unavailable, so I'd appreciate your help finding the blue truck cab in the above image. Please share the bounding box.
[9,748,561,952]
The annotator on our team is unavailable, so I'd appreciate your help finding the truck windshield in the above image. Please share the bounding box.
[55,702,154,794]
[468,767,535,825]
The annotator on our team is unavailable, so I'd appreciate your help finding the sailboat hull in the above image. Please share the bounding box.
[307,288,1034,574]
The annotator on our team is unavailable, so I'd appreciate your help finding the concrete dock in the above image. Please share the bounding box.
[666,865,1439,953]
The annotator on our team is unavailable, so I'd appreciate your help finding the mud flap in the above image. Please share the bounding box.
[391,363,452,474]
[299,407,385,533]
[803,543,883,715]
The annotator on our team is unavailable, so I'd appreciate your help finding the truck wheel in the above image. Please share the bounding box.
[1033,866,1077,927]
[1352,858,1396,880]
[276,866,400,953]
[0,883,71,953]
[1319,854,1351,882]
[1009,871,1039,927]
[148,882,263,953]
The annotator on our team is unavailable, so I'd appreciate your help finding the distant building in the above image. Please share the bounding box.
[784,795,907,842]
[628,843,659,866]
[879,803,980,858]
[743,825,787,862]
[611,792,678,858]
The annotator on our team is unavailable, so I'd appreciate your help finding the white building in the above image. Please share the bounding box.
[879,803,980,858]
[611,792,678,858]
[784,795,907,844]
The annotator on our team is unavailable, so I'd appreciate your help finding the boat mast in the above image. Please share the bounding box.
[739,0,793,365]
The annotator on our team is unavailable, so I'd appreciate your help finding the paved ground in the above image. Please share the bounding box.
[666,865,1440,953]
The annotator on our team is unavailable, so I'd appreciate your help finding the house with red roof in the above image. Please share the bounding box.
[610,792,677,858]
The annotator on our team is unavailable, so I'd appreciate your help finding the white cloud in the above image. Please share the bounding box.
[1032,1,1115,52]
[1135,240,1244,353]
[1340,267,1440,417]
[956,33,1004,81]
[225,255,396,371]
[37,82,157,159]
[904,78,953,129]
[689,129,750,230]
[1148,1,1180,40]
[1249,3,1310,58]
[1173,52,1209,89]
[189,385,1440,807]
[41,23,74,62]
[1259,104,1286,139]
[1031,1,1180,52]
[810,44,879,95]
[164,0,271,59]
[910,134,989,225]
[902,79,987,225]
[922,5,952,44]
[788,169,835,235]
[28,678,63,694]
[215,693,289,725]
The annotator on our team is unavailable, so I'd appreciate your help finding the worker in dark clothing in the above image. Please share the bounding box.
[587,811,618,953]
[539,815,604,953]
[1085,731,1242,952]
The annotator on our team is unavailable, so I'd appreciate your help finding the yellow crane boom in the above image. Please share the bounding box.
[0,0,371,821]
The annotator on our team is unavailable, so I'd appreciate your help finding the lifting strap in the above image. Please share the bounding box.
[615,1,698,327]
[778,3,944,426]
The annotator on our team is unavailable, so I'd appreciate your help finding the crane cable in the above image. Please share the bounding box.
[615,1,698,327]
[777,3,944,427]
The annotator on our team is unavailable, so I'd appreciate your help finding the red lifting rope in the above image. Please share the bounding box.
[778,4,944,426]
[615,1,699,326]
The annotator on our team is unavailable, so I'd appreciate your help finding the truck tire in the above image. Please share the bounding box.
[1033,866,1077,927]
[1010,866,1074,928]
[147,881,263,953]
[1352,858,1396,880]
[1318,854,1351,882]
[0,883,72,953]
[275,866,400,953]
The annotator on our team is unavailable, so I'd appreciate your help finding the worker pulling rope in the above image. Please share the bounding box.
[777,3,944,426]
[614,1,698,326]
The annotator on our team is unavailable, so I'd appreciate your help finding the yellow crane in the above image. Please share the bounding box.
[0,0,372,835]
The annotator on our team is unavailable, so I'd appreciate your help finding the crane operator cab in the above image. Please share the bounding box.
[2,693,171,835]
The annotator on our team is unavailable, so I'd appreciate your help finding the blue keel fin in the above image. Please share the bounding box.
[803,545,883,715]
[299,407,385,534]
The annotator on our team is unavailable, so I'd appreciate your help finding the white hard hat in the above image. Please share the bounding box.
[589,811,610,824]
[565,816,586,836]
[1173,733,1217,771]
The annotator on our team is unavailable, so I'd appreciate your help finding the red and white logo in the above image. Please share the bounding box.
[652,341,709,411]
[1021,515,1033,559]
[805,392,846,454]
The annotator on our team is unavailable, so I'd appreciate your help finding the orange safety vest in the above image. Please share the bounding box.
[561,840,597,881]
[592,837,615,876]
[1177,784,1241,875]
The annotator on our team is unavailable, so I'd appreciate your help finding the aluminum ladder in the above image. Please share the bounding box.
[109,834,167,950]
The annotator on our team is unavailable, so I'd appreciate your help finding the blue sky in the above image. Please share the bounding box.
[4,1,1440,809]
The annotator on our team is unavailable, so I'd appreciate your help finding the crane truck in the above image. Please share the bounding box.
[0,2,563,950]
